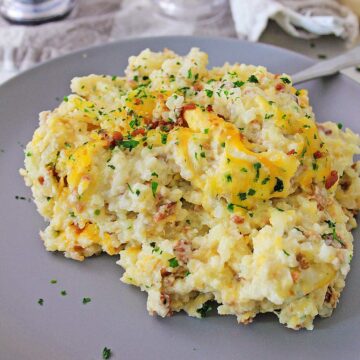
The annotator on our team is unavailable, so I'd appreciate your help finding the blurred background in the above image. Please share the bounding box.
[0,0,360,84]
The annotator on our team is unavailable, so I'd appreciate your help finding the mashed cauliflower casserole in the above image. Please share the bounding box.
[21,48,360,330]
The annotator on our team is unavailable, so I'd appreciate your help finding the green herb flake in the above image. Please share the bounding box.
[248,75,259,83]
[276,207,284,212]
[274,177,284,192]
[221,142,226,148]
[102,347,112,360]
[248,188,256,196]
[238,193,247,201]
[161,133,168,145]
[82,297,91,305]
[94,209,101,216]
[135,189,141,196]
[50,279,57,284]
[262,177,270,185]
[60,290,67,296]
[337,123,343,130]
[280,77,291,84]
[282,249,290,256]
[127,183,134,193]
[264,113,274,120]
[318,54,327,59]
[227,203,234,212]
[204,128,209,134]
[253,162,261,182]
[240,167,248,173]
[225,174,232,183]
[168,257,179,268]
[200,152,206,158]
[233,80,245,88]
[187,68,192,79]
[107,164,115,170]
[63,96,69,102]
[185,270,191,277]
[196,301,212,318]
[151,181,158,198]
[38,298,44,305]
[119,139,139,151]
[205,89,213,98]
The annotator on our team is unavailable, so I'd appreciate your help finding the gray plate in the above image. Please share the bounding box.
[1,36,359,360]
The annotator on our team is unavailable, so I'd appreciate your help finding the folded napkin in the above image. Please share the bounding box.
[230,0,359,42]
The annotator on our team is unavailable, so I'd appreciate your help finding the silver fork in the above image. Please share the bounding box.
[292,46,360,85]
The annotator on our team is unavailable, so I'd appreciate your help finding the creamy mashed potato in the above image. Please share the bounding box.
[21,48,360,330]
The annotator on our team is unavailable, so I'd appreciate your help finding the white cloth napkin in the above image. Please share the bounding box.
[230,0,359,43]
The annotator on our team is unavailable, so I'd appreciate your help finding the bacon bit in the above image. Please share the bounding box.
[160,292,171,307]
[291,270,300,283]
[131,128,146,137]
[153,202,176,222]
[318,124,332,135]
[174,240,191,263]
[74,245,84,252]
[217,113,226,120]
[296,253,310,270]
[313,150,323,159]
[325,170,338,190]
[182,103,196,111]
[75,202,84,213]
[38,176,45,185]
[63,175,68,187]
[193,82,203,91]
[112,131,123,141]
[47,165,60,182]
[287,149,296,155]
[275,83,285,91]
[133,98,142,105]
[72,223,83,234]
[86,123,99,131]
[160,268,171,277]
[232,215,244,224]
[324,286,338,307]
[206,104,213,112]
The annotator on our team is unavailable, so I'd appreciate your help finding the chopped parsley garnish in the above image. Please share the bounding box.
[205,89,213,97]
[26,151,32,157]
[337,123,343,129]
[282,249,290,256]
[264,113,274,120]
[273,177,284,192]
[94,209,101,216]
[248,188,256,196]
[151,181,158,197]
[204,128,209,134]
[50,279,57,284]
[135,189,141,196]
[295,90,301,96]
[221,142,225,148]
[118,139,139,151]
[200,152,206,158]
[169,74,175,82]
[276,207,284,212]
[63,96,68,102]
[318,54,327,59]
[161,133,168,145]
[248,75,259,83]
[60,290,67,296]
[187,68,192,79]
[253,162,261,181]
[261,177,270,185]
[196,301,212,318]
[168,257,179,268]
[38,298,44,305]
[107,164,115,170]
[280,77,291,84]
[312,162,318,171]
[238,192,247,201]
[111,75,117,81]
[225,174,232,182]
[233,80,245,88]
[227,203,234,212]
[102,347,112,359]
[185,270,191,277]
[151,172,158,177]
[82,297,91,304]
[127,183,134,193]
[69,211,75,218]
[323,220,344,245]
[240,167,248,173]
